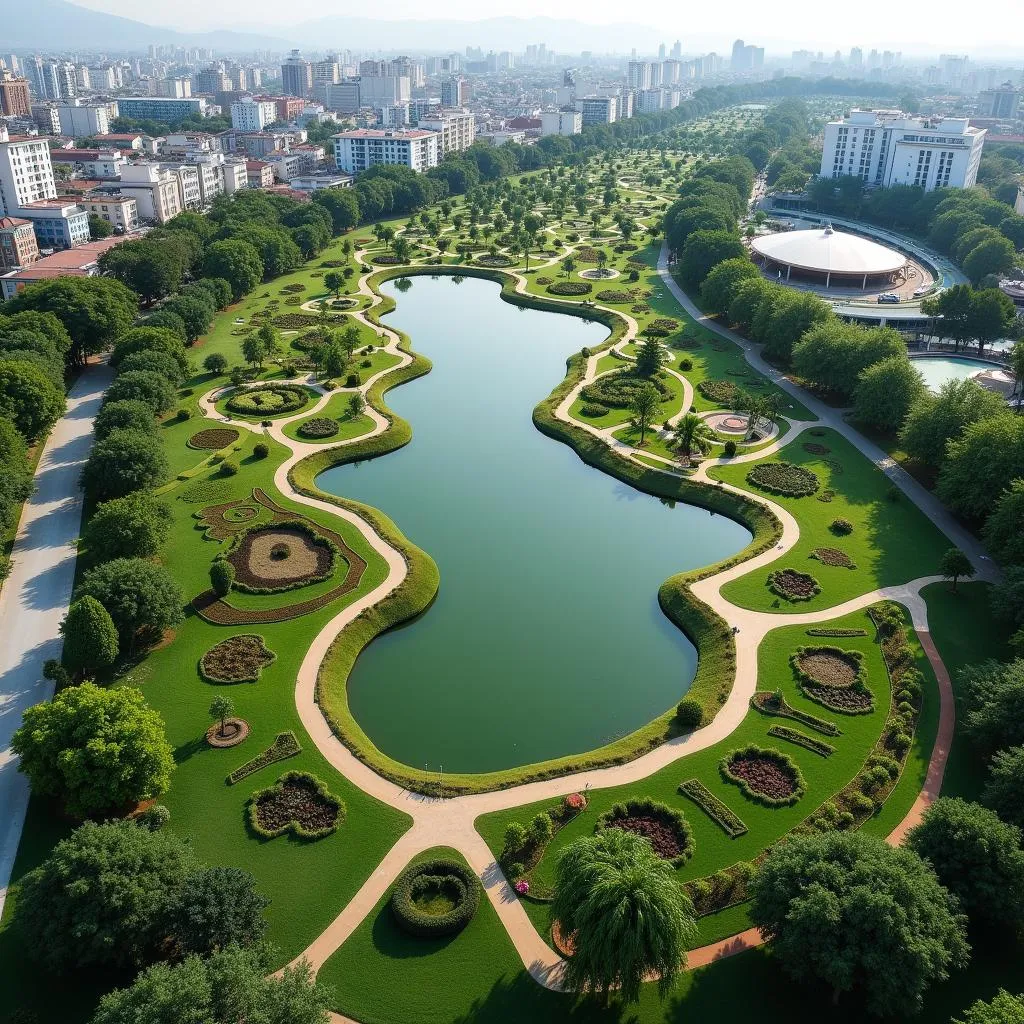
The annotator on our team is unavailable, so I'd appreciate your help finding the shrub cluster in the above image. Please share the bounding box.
[248,771,343,840]
[595,797,695,866]
[746,461,820,497]
[810,546,856,569]
[697,378,738,405]
[390,858,481,938]
[199,634,277,684]
[297,417,340,439]
[678,778,748,838]
[596,290,633,302]
[547,281,593,296]
[768,724,836,758]
[581,369,671,409]
[767,567,821,602]
[226,384,309,417]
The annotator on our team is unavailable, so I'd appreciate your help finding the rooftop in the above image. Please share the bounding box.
[0,217,31,229]
[1,234,127,281]
[333,128,434,140]
[750,226,907,277]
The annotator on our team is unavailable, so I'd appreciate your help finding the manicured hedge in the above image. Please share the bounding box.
[222,519,340,595]
[596,797,695,866]
[767,567,821,602]
[225,384,309,417]
[678,778,748,838]
[750,690,841,736]
[227,731,301,785]
[806,627,867,637]
[297,417,340,439]
[746,461,819,497]
[720,744,806,807]
[767,724,836,758]
[581,369,671,409]
[390,857,480,938]
[247,770,343,840]
[547,281,592,296]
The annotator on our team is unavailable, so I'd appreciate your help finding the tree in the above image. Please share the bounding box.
[4,277,138,366]
[749,831,969,1015]
[963,236,1017,285]
[11,684,175,818]
[853,356,924,432]
[0,416,31,535]
[241,334,265,370]
[908,797,1024,925]
[792,322,906,398]
[938,414,1024,520]
[166,867,269,957]
[203,352,228,375]
[673,412,715,461]
[94,399,157,441]
[954,990,1024,1024]
[551,829,696,1003]
[60,596,119,677]
[312,187,360,234]
[14,821,193,970]
[201,240,264,301]
[561,256,576,278]
[210,559,234,597]
[117,349,185,387]
[324,271,344,298]
[0,360,65,439]
[322,342,348,380]
[163,293,215,344]
[347,392,366,417]
[940,548,976,592]
[90,944,331,1024]
[700,257,761,314]
[982,745,1024,830]
[679,229,746,287]
[82,492,173,562]
[110,326,190,376]
[628,384,660,446]
[922,285,978,351]
[104,369,176,415]
[960,656,1024,752]
[75,557,184,648]
[88,214,114,239]
[760,291,834,366]
[634,336,663,377]
[899,378,1007,468]
[992,568,1024,632]
[209,694,234,738]
[99,240,186,305]
[968,288,1018,357]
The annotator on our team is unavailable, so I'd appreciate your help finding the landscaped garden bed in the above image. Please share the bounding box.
[227,731,301,785]
[390,858,480,938]
[547,281,592,296]
[792,646,874,715]
[270,313,323,329]
[206,717,249,748]
[810,547,856,568]
[199,634,276,684]
[678,779,748,837]
[225,384,310,417]
[750,689,841,735]
[224,520,339,594]
[580,369,672,409]
[697,378,738,405]
[720,744,806,806]
[297,417,340,439]
[248,770,343,840]
[595,797,694,865]
[767,724,835,757]
[187,428,240,450]
[746,461,820,497]
[767,568,821,602]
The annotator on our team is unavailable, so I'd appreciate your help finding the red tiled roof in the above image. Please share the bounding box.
[0,217,32,229]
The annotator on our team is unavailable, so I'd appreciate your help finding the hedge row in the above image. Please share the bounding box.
[678,778,748,838]
[390,857,480,938]
[227,731,301,785]
[750,690,842,736]
[805,627,867,637]
[767,724,836,758]
[720,744,807,808]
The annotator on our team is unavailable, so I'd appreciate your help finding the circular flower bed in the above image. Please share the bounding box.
[547,281,592,296]
[595,798,694,866]
[187,428,240,450]
[746,462,820,497]
[720,745,806,806]
[802,684,874,714]
[225,384,310,417]
[391,857,481,938]
[248,771,343,840]
[579,268,619,280]
[767,568,821,602]
[810,547,856,568]
[206,717,250,748]
[297,417,340,439]
[200,634,276,684]
[581,370,671,409]
[224,521,338,594]
[792,646,864,688]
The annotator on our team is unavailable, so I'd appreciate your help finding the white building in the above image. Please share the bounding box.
[575,95,617,126]
[289,173,353,191]
[230,98,278,132]
[357,75,410,108]
[0,126,56,215]
[819,110,986,191]
[56,100,112,137]
[77,194,139,232]
[333,129,439,174]
[265,151,305,182]
[417,110,475,155]
[380,103,411,128]
[117,162,183,223]
[540,109,582,136]
[222,157,248,194]
[627,61,653,91]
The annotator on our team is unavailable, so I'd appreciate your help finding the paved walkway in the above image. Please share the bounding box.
[0,362,112,920]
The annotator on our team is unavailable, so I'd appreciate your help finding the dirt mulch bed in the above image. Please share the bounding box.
[803,684,874,714]
[251,774,341,838]
[227,526,334,589]
[604,816,686,860]
[768,568,821,602]
[811,547,855,569]
[802,442,831,455]
[206,718,250,748]
[200,634,276,684]
[188,428,240,450]
[727,756,797,801]
[796,651,858,688]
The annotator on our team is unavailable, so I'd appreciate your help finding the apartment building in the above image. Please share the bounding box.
[116,97,208,123]
[0,73,31,117]
[16,199,90,250]
[55,100,113,137]
[49,148,126,179]
[417,110,475,155]
[222,157,248,194]
[0,216,39,268]
[230,98,278,132]
[161,163,201,209]
[540,109,582,136]
[281,51,313,98]
[575,95,617,125]
[75,194,139,233]
[117,162,183,222]
[0,234,126,300]
[245,160,274,188]
[332,129,439,174]
[440,76,468,108]
[0,127,57,215]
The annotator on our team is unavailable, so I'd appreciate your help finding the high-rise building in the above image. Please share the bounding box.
[671,40,682,59]
[540,109,582,136]
[230,98,278,131]
[0,73,31,117]
[0,126,57,215]
[658,43,666,60]
[627,61,653,90]
[731,39,746,67]
[575,95,617,125]
[56,100,112,137]
[281,50,313,99]
[978,82,1020,120]
[440,76,467,108]
[417,110,475,155]
[849,47,863,68]
[194,66,231,95]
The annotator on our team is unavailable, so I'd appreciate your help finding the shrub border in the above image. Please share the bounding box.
[595,796,695,866]
[227,730,301,785]
[678,778,748,838]
[390,857,481,938]
[767,724,836,758]
[746,461,820,498]
[247,770,344,840]
[720,743,807,807]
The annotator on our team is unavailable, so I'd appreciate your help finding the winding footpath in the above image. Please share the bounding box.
[199,261,981,1013]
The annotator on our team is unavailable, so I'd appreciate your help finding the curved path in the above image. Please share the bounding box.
[0,361,113,920]
[199,258,973,1013]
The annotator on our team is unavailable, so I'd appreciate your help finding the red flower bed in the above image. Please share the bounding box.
[721,745,806,807]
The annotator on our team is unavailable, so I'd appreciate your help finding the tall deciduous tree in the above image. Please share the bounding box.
[853,356,924,432]
[165,867,269,957]
[82,492,173,562]
[60,596,119,677]
[939,548,976,592]
[628,384,660,446]
[0,360,65,439]
[937,414,1024,520]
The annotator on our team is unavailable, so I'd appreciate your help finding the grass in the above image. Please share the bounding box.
[282,396,376,446]
[710,429,953,612]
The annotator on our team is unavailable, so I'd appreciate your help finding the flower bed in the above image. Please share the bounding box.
[697,379,738,405]
[372,254,404,265]
[791,646,864,688]
[767,568,821,602]
[806,627,867,637]
[227,731,301,785]
[767,725,835,757]
[643,318,680,337]
[595,797,695,866]
[475,254,512,267]
[574,246,602,262]
[200,634,276,684]
[810,547,856,568]
[802,442,831,455]
[187,428,240,450]
[750,690,841,736]
[596,290,633,302]
[678,779,748,838]
[390,858,480,938]
[547,281,592,296]
[746,461,820,497]
[297,417,340,439]
[581,369,672,409]
[225,384,310,417]
[802,683,874,714]
[206,717,249,747]
[224,520,339,594]
[271,313,322,329]
[248,771,343,840]
[720,745,806,807]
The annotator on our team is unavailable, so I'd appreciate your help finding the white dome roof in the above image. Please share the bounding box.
[751,226,906,276]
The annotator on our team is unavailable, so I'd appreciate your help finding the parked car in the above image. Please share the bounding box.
[877,293,900,304]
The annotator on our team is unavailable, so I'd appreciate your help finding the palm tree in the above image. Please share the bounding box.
[551,830,696,1003]
[673,412,714,464]
[628,384,660,446]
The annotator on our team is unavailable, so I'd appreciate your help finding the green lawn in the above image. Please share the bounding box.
[282,396,376,445]
[710,429,953,613]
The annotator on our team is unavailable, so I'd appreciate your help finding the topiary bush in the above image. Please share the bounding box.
[723,440,737,457]
[830,518,854,535]
[225,384,309,417]
[390,857,481,938]
[253,442,269,459]
[218,459,239,477]
[297,417,340,439]
[675,698,703,729]
[547,281,592,296]
[746,462,820,497]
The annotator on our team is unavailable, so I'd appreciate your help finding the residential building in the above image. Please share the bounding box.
[158,77,192,98]
[575,95,617,125]
[264,151,304,182]
[288,173,353,191]
[16,199,90,250]
[637,89,665,114]
[91,133,144,150]
[281,51,312,98]
[245,160,274,188]
[161,163,201,209]
[380,103,411,128]
[0,234,127,300]
[0,73,31,117]
[55,100,113,137]
[417,110,475,155]
[222,157,248,194]
[540,109,582,136]
[115,97,208,122]
[48,148,125,179]
[117,162,183,222]
[187,153,226,206]
[75,194,139,233]
[194,66,231,95]
[31,104,61,134]
[358,74,410,108]
[627,61,653,91]
[441,76,468,108]
[819,110,987,191]
[324,82,360,114]
[0,216,39,268]
[332,129,439,174]
[230,98,278,132]
[978,83,1021,121]
[0,127,57,214]
[311,58,340,94]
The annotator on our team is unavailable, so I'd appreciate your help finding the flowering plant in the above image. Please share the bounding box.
[514,879,530,896]
[564,792,587,813]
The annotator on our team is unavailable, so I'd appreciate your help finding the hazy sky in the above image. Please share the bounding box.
[70,0,1021,55]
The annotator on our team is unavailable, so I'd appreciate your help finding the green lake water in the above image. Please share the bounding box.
[317,275,750,773]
